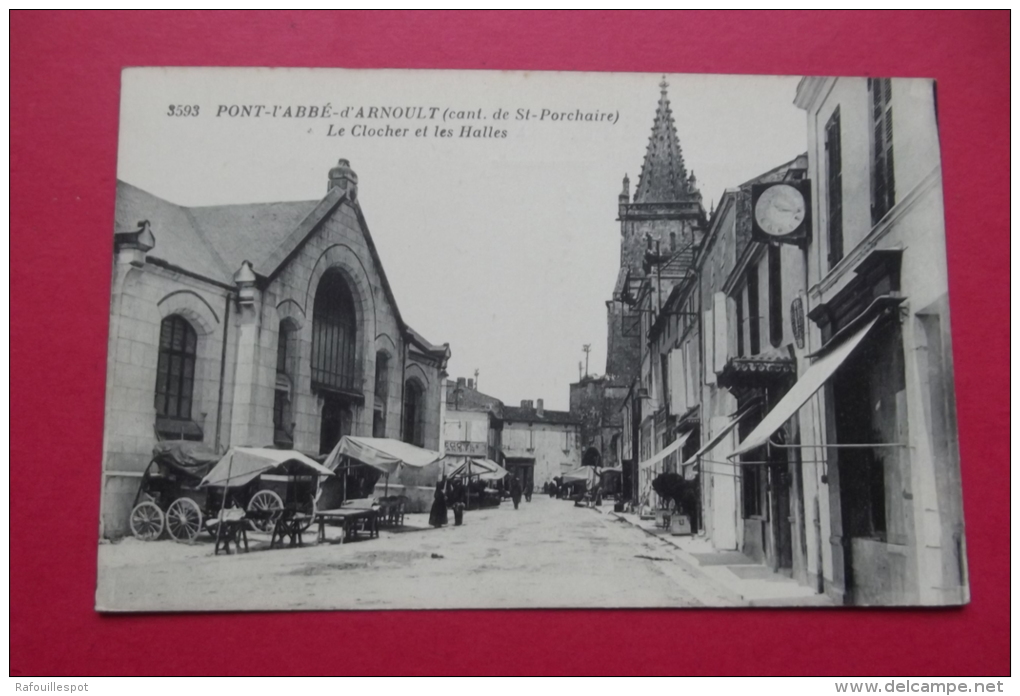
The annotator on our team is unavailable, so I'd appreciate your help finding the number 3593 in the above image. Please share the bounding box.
[168,105,200,116]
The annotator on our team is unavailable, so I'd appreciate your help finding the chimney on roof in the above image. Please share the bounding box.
[328,158,358,201]
[536,399,545,416]
[467,378,474,389]
[456,377,466,389]
[521,399,533,409]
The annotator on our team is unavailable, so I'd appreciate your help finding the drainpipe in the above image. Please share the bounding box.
[399,333,408,442]
[214,291,231,452]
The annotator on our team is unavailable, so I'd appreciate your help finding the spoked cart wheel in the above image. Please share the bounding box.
[166,497,203,542]
[129,501,165,541]
[247,489,284,533]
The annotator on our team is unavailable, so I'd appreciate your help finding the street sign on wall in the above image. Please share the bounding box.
[445,440,487,456]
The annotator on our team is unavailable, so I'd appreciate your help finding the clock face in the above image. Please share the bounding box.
[754,184,806,237]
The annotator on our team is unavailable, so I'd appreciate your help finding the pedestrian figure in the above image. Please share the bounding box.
[510,476,523,510]
[429,480,448,528]
[524,480,533,503]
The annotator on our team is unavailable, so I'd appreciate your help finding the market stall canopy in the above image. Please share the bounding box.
[560,467,593,483]
[446,458,508,481]
[323,436,443,476]
[199,447,335,488]
[637,430,692,471]
[731,315,882,458]
[152,441,221,479]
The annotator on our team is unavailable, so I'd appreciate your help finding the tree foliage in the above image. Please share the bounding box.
[652,472,695,512]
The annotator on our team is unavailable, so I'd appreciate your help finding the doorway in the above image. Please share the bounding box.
[319,394,352,455]
[769,460,794,572]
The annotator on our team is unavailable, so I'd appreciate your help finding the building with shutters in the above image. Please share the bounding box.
[741,76,966,605]
[102,159,450,537]
[442,377,504,469]
[502,400,582,491]
[593,76,964,606]
[691,155,811,578]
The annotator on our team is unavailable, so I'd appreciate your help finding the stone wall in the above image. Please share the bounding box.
[102,256,235,537]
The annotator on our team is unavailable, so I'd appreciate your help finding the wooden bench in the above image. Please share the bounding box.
[376,496,407,528]
[270,510,313,549]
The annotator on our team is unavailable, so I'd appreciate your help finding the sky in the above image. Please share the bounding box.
[118,68,806,411]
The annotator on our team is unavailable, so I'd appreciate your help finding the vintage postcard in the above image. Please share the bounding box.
[96,68,967,611]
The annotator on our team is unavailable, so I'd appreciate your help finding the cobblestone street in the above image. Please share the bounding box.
[97,495,742,612]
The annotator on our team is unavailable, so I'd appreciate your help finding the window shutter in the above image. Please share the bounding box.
[713,291,729,374]
[871,78,895,225]
[703,309,716,385]
[670,348,686,415]
[826,108,843,269]
[684,341,697,411]
[884,107,895,209]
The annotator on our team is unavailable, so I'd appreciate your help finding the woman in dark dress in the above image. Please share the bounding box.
[509,476,523,510]
[429,480,448,527]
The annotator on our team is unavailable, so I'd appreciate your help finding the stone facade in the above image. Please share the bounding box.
[794,77,966,605]
[443,377,504,467]
[102,160,449,537]
[502,401,582,489]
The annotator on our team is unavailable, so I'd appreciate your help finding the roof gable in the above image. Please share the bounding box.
[115,181,233,284]
[188,198,320,277]
[114,179,432,342]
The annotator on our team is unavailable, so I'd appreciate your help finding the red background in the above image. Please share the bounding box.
[10,11,1010,676]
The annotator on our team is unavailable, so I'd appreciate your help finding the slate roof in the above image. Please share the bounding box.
[446,382,504,417]
[502,406,580,426]
[188,198,320,277]
[114,180,320,285]
[406,325,451,360]
[113,180,443,348]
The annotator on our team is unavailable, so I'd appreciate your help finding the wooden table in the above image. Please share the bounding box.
[313,507,378,544]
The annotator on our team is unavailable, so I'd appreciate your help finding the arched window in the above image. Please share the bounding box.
[402,379,425,447]
[311,270,358,393]
[155,315,197,421]
[373,351,389,438]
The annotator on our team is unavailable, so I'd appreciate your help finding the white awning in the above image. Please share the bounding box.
[200,447,335,488]
[637,430,692,471]
[560,467,593,483]
[681,406,757,469]
[731,315,881,458]
[322,436,443,476]
[446,458,508,481]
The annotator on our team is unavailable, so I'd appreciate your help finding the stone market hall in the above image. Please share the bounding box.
[102,159,449,537]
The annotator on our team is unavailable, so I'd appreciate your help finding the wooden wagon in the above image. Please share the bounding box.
[128,443,330,542]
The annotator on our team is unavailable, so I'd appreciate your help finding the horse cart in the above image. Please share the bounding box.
[128,443,332,542]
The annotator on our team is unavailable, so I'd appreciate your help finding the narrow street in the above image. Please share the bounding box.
[96,495,740,612]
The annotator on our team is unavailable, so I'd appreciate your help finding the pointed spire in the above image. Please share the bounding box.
[634,77,692,204]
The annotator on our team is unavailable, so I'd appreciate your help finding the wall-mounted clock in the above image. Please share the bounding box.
[750,180,811,247]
